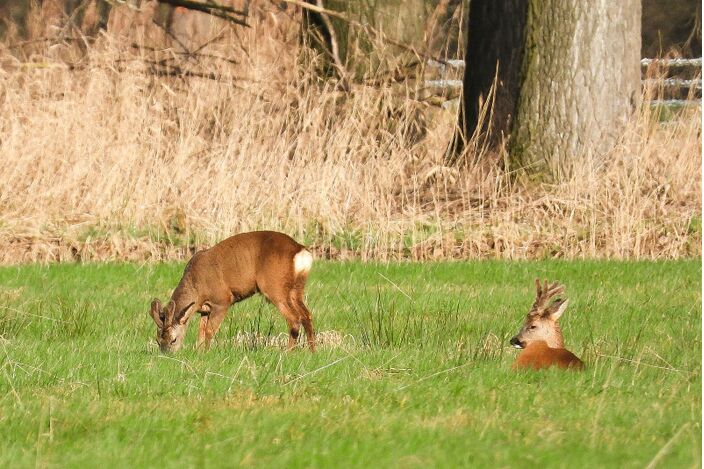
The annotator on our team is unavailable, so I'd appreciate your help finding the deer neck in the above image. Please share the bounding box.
[170,279,198,319]
[546,323,565,349]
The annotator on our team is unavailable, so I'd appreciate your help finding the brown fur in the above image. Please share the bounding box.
[512,341,584,370]
[510,279,584,371]
[149,231,315,353]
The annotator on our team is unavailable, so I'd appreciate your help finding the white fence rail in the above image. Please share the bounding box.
[640,57,702,67]
[425,58,703,106]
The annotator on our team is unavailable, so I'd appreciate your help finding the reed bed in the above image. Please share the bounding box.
[0,8,700,263]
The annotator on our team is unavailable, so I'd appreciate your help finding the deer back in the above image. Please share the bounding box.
[207,231,308,297]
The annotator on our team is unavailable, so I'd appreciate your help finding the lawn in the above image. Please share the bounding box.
[0,260,700,468]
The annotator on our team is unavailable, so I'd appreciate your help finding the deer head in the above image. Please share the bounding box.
[150,298,193,353]
[509,279,569,349]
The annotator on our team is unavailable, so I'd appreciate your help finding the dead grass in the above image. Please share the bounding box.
[0,6,700,263]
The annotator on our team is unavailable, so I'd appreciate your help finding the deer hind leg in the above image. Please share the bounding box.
[272,300,302,351]
[290,288,315,352]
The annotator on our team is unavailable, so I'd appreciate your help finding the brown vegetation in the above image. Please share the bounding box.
[0,3,700,263]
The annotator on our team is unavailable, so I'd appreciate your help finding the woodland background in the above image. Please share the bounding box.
[0,0,700,263]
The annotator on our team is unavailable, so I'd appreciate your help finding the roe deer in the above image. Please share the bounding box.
[149,231,315,353]
[509,279,584,370]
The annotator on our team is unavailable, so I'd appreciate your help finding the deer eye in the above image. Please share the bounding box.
[529,325,537,330]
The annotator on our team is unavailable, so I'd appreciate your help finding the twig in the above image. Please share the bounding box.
[377,273,414,302]
[151,17,192,53]
[0,306,66,323]
[396,362,471,391]
[283,355,350,386]
[644,346,678,371]
[595,353,686,373]
[4,36,76,50]
[157,354,197,374]
[64,59,244,84]
[645,423,690,469]
[314,0,349,89]
[283,0,433,62]
[155,0,250,27]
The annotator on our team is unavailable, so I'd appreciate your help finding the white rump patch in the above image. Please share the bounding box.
[293,249,313,274]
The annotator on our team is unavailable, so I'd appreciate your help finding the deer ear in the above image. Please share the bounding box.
[549,299,569,321]
[150,299,163,327]
[178,302,196,325]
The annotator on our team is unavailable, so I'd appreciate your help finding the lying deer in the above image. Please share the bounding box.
[509,279,584,370]
[149,231,315,353]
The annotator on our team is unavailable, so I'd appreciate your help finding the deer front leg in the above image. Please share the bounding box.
[196,314,209,350]
[203,304,228,350]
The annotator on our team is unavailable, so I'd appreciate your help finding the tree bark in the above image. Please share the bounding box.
[510,0,641,176]
[301,0,439,79]
[446,0,528,165]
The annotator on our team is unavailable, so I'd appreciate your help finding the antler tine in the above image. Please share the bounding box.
[531,279,544,312]
[546,281,564,298]
[531,279,565,314]
[165,299,176,321]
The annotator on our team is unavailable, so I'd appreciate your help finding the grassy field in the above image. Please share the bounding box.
[0,260,700,467]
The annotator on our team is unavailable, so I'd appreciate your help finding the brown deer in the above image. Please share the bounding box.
[149,231,315,353]
[509,279,584,370]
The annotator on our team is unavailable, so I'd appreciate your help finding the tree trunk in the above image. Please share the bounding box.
[446,0,528,165]
[510,0,641,176]
[302,0,441,79]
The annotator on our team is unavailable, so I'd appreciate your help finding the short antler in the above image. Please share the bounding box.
[150,299,163,327]
[530,278,565,316]
[164,300,176,322]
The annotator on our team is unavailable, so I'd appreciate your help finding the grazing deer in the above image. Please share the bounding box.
[149,231,315,353]
[509,279,584,370]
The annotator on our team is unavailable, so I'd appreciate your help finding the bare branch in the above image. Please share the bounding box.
[313,0,349,89]
[155,0,250,27]
[284,0,432,62]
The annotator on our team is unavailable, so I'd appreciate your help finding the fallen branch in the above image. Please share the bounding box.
[313,0,349,89]
[155,0,250,27]
[284,0,449,66]
[130,43,239,66]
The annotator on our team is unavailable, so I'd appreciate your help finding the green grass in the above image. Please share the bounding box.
[0,260,700,468]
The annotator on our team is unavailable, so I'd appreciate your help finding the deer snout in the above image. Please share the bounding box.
[159,343,180,354]
[510,336,524,349]
[158,336,181,354]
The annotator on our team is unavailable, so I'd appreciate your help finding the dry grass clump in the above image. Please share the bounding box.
[227,330,354,350]
[0,9,700,263]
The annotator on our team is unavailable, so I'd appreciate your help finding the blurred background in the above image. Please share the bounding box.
[0,0,699,263]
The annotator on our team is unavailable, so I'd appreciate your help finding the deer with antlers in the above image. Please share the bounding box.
[149,231,315,353]
[509,279,584,370]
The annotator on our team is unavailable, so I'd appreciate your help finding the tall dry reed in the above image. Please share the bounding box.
[0,8,700,263]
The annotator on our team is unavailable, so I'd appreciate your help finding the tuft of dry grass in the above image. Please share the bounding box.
[0,8,700,263]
